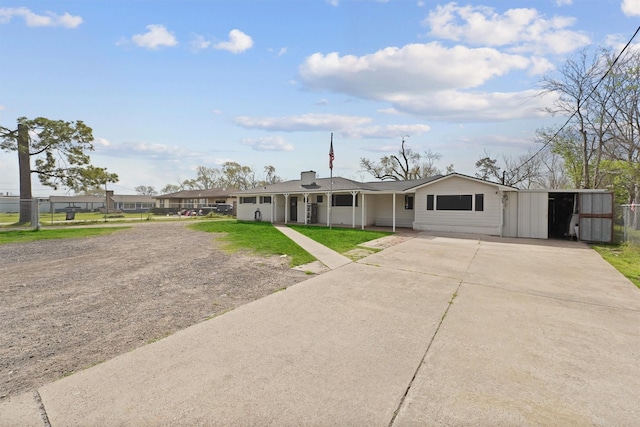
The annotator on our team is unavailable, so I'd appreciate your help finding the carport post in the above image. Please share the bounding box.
[392,193,396,232]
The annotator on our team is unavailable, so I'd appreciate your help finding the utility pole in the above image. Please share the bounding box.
[17,123,33,223]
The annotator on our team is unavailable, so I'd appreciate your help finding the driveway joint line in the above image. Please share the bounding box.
[34,390,51,427]
[388,244,480,426]
[461,281,640,313]
[387,280,463,427]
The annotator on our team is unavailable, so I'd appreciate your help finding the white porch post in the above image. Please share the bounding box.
[272,194,276,223]
[392,193,396,232]
[303,193,309,225]
[283,194,289,224]
[325,191,331,227]
[351,191,358,228]
[361,193,365,230]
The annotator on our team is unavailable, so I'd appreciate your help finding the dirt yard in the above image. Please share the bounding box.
[0,221,309,399]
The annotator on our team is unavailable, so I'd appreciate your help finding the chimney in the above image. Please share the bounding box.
[300,171,316,186]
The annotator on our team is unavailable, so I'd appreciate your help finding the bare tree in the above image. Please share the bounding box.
[360,137,444,181]
[540,48,614,188]
[475,149,544,189]
[134,185,157,195]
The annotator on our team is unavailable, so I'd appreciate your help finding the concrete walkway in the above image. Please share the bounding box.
[273,224,352,270]
[2,231,640,426]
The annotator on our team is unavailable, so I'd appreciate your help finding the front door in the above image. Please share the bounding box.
[290,196,298,222]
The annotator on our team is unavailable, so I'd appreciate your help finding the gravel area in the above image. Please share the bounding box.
[0,221,309,399]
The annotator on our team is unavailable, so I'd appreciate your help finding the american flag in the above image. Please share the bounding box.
[329,135,334,170]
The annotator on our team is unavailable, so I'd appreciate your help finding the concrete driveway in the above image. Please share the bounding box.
[3,232,640,426]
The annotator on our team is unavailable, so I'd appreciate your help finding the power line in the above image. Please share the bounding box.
[511,25,640,177]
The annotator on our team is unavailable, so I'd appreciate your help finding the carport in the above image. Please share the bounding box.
[514,189,614,242]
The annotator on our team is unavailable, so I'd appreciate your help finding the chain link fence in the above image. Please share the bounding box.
[619,204,640,245]
[0,198,40,229]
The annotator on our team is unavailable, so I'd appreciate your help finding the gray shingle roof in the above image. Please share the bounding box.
[158,189,234,199]
[234,175,445,195]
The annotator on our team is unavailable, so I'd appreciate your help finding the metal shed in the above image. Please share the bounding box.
[514,189,613,243]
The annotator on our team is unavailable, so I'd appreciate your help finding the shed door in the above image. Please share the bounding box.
[578,192,613,243]
[517,192,548,239]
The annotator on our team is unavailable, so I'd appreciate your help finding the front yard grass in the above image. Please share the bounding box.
[592,243,640,289]
[0,227,129,245]
[287,224,392,254]
[190,220,316,267]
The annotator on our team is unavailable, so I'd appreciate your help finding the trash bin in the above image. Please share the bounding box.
[66,209,75,220]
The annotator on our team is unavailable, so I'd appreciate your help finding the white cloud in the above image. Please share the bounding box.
[234,113,431,139]
[342,124,431,139]
[94,137,111,147]
[423,3,589,55]
[189,34,211,52]
[556,0,573,5]
[0,7,82,28]
[213,29,253,54]
[298,40,558,121]
[241,136,294,152]
[300,43,531,98]
[388,89,554,121]
[99,141,202,160]
[131,24,178,50]
[622,0,640,15]
[234,113,371,132]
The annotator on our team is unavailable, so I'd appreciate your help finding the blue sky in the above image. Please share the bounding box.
[1,0,639,196]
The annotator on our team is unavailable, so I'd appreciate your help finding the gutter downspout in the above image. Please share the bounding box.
[499,190,504,237]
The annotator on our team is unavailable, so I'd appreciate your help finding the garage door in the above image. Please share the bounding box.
[579,192,614,243]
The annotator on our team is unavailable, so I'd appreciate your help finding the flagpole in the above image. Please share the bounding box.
[329,133,333,230]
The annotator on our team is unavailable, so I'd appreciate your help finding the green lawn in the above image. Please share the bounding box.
[0,211,234,227]
[592,243,640,289]
[189,220,316,267]
[0,227,129,245]
[0,211,153,225]
[287,224,392,254]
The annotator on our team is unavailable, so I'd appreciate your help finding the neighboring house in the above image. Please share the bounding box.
[112,194,155,213]
[234,171,614,243]
[48,195,110,213]
[48,191,155,213]
[155,188,236,213]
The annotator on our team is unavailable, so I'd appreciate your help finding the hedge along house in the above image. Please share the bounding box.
[234,171,614,243]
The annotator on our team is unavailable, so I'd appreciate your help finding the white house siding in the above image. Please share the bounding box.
[237,200,264,222]
[364,194,377,226]
[413,178,503,235]
[371,194,414,228]
[502,191,519,237]
[330,206,364,227]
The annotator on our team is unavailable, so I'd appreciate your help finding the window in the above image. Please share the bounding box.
[427,194,434,211]
[475,194,484,211]
[436,195,473,211]
[259,196,272,204]
[316,195,323,203]
[332,194,358,207]
[404,195,414,210]
[240,197,256,204]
